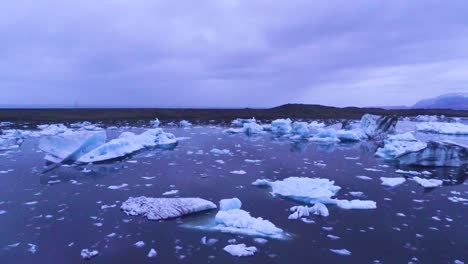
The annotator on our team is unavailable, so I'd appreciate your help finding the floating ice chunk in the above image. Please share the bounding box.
[162,190,179,196]
[223,244,257,257]
[39,130,107,163]
[349,192,364,197]
[309,128,339,143]
[270,119,292,135]
[359,114,397,139]
[397,140,467,167]
[412,177,443,188]
[245,159,262,163]
[200,236,218,246]
[121,197,217,220]
[179,120,192,128]
[330,249,351,256]
[416,122,468,135]
[78,129,177,163]
[375,133,427,159]
[150,118,161,127]
[81,249,99,259]
[290,122,310,138]
[396,169,421,175]
[308,121,325,129]
[28,243,37,254]
[252,177,341,204]
[210,148,232,155]
[356,175,372,180]
[333,199,377,209]
[225,122,264,135]
[253,238,268,244]
[147,248,157,258]
[230,170,246,175]
[134,241,145,248]
[415,115,441,122]
[288,203,329,219]
[327,234,340,240]
[336,129,366,142]
[231,118,256,127]
[448,196,468,203]
[219,198,242,211]
[108,183,128,190]
[37,124,68,136]
[380,177,406,187]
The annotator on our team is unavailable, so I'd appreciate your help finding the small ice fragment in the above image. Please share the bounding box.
[81,249,99,259]
[27,244,37,254]
[134,241,145,248]
[413,177,443,188]
[108,183,128,190]
[230,170,246,175]
[380,177,406,187]
[327,234,340,240]
[201,236,218,246]
[253,238,268,244]
[330,249,351,256]
[219,198,242,211]
[147,248,157,258]
[223,244,257,257]
[162,190,179,196]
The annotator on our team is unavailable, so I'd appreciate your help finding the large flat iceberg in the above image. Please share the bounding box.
[121,197,217,220]
[78,129,177,163]
[375,132,427,159]
[416,122,468,135]
[39,130,107,163]
[397,140,467,167]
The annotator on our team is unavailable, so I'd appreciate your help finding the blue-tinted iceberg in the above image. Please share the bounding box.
[290,122,310,138]
[121,196,217,220]
[416,122,468,135]
[270,119,292,135]
[78,129,177,163]
[224,122,263,136]
[179,120,192,128]
[375,132,427,159]
[231,118,256,127]
[39,130,107,163]
[150,118,161,127]
[288,203,329,219]
[36,124,69,136]
[397,140,467,167]
[309,128,340,143]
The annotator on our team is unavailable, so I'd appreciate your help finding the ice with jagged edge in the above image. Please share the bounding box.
[252,177,376,210]
[375,132,427,159]
[179,120,192,128]
[185,198,289,240]
[0,129,30,150]
[288,203,329,219]
[412,177,443,188]
[231,118,257,127]
[380,177,406,187]
[39,130,107,163]
[150,118,161,127]
[121,196,217,220]
[78,128,177,163]
[223,244,257,257]
[416,122,468,135]
[309,128,340,143]
[290,121,310,139]
[270,119,292,135]
[35,124,69,136]
[224,122,264,135]
[397,140,467,167]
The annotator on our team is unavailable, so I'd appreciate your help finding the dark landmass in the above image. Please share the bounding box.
[1,104,467,124]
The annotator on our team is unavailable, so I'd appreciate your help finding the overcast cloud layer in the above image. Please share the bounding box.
[1,0,467,108]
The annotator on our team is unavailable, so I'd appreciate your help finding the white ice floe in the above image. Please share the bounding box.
[329,249,351,256]
[179,120,192,128]
[375,132,427,160]
[162,190,179,196]
[223,244,257,257]
[416,122,468,135]
[245,159,262,163]
[225,122,264,135]
[36,124,69,136]
[219,198,242,211]
[27,243,37,254]
[270,119,292,135]
[395,169,425,175]
[150,118,161,127]
[200,236,218,246]
[412,177,443,188]
[121,197,217,220]
[380,177,406,187]
[231,118,256,127]
[288,203,329,219]
[78,129,177,163]
[308,121,325,129]
[230,170,246,175]
[81,249,99,259]
[210,148,232,155]
[39,130,107,163]
[356,175,372,180]
[108,183,128,190]
[134,241,145,248]
[336,129,366,142]
[147,248,157,258]
[253,177,377,210]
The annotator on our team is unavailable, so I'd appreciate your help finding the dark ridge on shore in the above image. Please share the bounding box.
[1,104,467,124]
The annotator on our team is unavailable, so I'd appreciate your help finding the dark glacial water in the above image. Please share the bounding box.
[0,125,467,263]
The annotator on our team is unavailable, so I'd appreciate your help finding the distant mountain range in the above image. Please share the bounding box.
[413,93,468,110]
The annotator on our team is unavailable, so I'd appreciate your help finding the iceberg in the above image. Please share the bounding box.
[224,122,264,136]
[81,249,99,259]
[252,177,341,203]
[412,177,443,188]
[121,197,217,220]
[336,129,366,142]
[288,203,329,219]
[150,118,161,127]
[375,132,427,159]
[179,120,192,128]
[36,124,69,136]
[231,118,256,127]
[397,140,467,167]
[308,121,325,129]
[210,148,232,155]
[290,122,310,138]
[380,177,406,187]
[39,130,107,163]
[359,114,398,139]
[223,244,257,257]
[270,119,292,135]
[0,129,28,150]
[333,199,376,209]
[78,129,177,163]
[309,128,340,143]
[416,122,468,135]
[219,198,242,211]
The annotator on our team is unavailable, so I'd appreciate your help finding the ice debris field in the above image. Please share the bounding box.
[0,116,467,263]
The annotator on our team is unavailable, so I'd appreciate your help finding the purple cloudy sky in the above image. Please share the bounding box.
[1,0,467,108]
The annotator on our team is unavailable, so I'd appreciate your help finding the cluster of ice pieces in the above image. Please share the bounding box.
[375,132,427,159]
[120,197,217,220]
[39,128,177,163]
[252,177,377,213]
[416,122,468,135]
[223,244,257,257]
